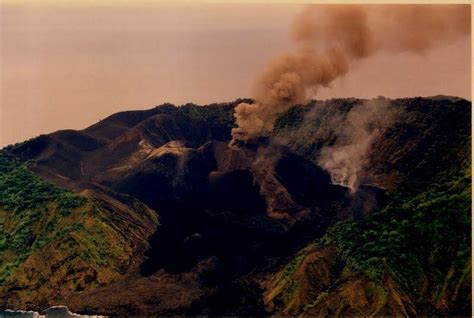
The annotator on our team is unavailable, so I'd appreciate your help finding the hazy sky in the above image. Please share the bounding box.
[0,3,471,147]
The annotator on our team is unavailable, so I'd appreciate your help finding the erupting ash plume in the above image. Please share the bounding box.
[231,5,470,143]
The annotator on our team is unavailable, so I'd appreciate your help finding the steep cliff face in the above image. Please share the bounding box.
[0,96,470,315]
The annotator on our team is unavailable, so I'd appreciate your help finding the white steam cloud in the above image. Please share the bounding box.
[317,98,395,192]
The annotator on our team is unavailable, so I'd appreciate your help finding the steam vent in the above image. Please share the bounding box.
[0,3,471,316]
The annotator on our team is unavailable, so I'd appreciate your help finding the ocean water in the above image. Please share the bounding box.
[0,306,105,318]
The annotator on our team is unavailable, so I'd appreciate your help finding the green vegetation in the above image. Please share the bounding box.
[0,155,85,211]
[317,97,472,294]
[0,152,156,297]
[269,161,471,315]
[266,252,306,301]
[322,167,470,290]
[0,97,470,314]
[271,97,471,314]
[0,154,86,284]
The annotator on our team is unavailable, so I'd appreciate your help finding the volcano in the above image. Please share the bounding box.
[0,96,471,316]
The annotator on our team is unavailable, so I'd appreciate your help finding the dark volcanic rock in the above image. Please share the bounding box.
[1,99,383,315]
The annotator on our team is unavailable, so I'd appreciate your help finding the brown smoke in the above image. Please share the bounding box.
[231,4,470,142]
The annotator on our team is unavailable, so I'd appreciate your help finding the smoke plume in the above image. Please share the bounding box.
[317,98,395,192]
[231,4,470,143]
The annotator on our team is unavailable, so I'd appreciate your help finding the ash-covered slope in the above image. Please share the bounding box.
[7,101,239,189]
[0,96,470,315]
